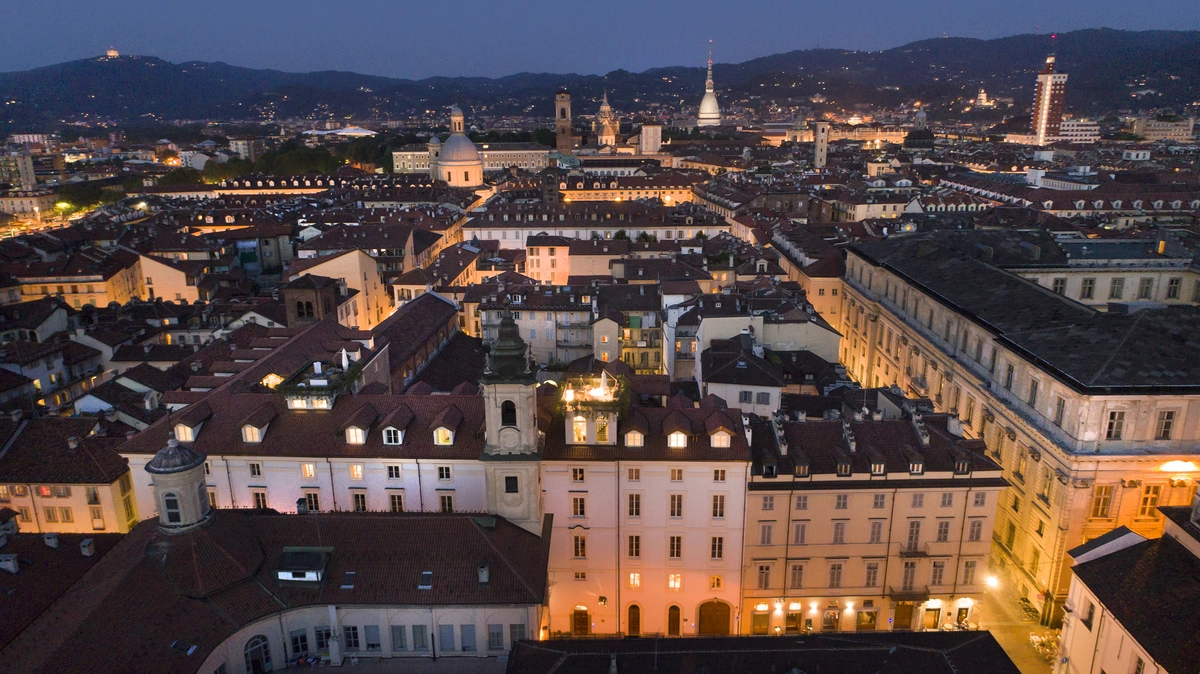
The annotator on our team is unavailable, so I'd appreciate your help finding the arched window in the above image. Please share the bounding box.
[625,430,644,447]
[433,427,453,445]
[163,492,181,523]
[667,432,688,448]
[668,605,681,636]
[572,416,588,444]
[304,301,314,317]
[295,301,304,316]
[501,400,517,427]
[628,605,641,636]
[244,635,272,674]
[198,482,211,515]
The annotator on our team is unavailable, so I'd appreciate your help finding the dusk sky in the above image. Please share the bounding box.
[2,0,1199,79]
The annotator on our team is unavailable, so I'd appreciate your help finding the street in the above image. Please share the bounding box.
[980,580,1055,674]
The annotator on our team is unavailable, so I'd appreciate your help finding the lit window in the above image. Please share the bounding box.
[572,416,587,443]
[667,432,687,448]
[301,463,316,479]
[346,427,366,445]
[433,427,453,445]
[242,425,262,443]
[350,464,364,481]
[710,432,730,448]
[629,572,641,588]
[668,573,682,590]
[595,417,609,443]
[625,430,644,447]
[174,424,195,442]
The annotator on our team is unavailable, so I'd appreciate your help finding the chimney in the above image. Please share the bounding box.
[43,533,60,549]
[80,538,96,557]
[477,563,490,584]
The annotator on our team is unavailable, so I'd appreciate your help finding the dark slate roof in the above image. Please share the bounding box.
[413,332,486,392]
[9,511,551,674]
[853,234,1200,393]
[507,632,1020,674]
[700,338,785,388]
[1070,525,1200,674]
[372,292,458,373]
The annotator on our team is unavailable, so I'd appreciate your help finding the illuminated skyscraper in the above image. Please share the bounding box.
[1032,55,1067,146]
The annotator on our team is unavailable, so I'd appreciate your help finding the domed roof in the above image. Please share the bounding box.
[449,105,463,116]
[440,132,481,164]
[428,135,442,145]
[698,92,721,125]
[146,438,206,475]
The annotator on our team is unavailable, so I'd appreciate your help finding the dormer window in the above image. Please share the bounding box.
[667,432,687,449]
[242,425,263,443]
[955,458,970,474]
[710,431,731,448]
[626,430,644,447]
[383,427,403,445]
[345,427,366,445]
[837,462,852,477]
[572,416,588,443]
[909,461,924,475]
[175,423,198,442]
[871,462,886,475]
[595,417,609,443]
[434,427,454,445]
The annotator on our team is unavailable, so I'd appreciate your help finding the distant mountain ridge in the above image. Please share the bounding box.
[1,28,1197,129]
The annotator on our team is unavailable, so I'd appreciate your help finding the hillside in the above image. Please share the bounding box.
[1,28,1196,129]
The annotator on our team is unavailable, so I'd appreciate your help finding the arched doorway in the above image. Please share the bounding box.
[244,635,272,673]
[628,605,641,636]
[572,609,589,636]
[667,606,681,636]
[697,601,730,635]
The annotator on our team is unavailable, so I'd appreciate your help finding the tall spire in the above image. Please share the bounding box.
[705,39,714,93]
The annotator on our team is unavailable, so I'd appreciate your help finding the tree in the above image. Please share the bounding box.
[202,158,255,183]
[531,128,555,147]
[635,231,658,243]
[158,168,204,186]
[613,229,629,240]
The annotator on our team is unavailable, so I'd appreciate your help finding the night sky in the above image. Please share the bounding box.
[2,0,1198,78]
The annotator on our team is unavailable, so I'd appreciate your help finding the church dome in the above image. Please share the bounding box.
[428,135,441,146]
[146,438,206,474]
[440,133,480,163]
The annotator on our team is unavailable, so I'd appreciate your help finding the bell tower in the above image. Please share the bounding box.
[555,90,575,154]
[145,438,213,533]
[481,310,543,533]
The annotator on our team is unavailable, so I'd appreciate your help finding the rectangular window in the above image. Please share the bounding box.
[931,561,945,586]
[573,535,587,558]
[315,627,332,651]
[1091,485,1113,518]
[460,624,476,652]
[873,494,885,508]
[391,625,407,651]
[44,507,57,522]
[1106,411,1125,440]
[912,493,924,508]
[757,564,771,590]
[439,494,454,512]
[487,624,504,651]
[571,468,585,482]
[869,520,883,544]
[628,535,640,558]
[669,535,682,558]
[940,493,953,508]
[902,561,916,591]
[865,562,879,587]
[712,494,725,519]
[711,536,723,560]
[835,494,848,509]
[412,625,428,651]
[1167,277,1181,299]
[1003,363,1014,390]
[1156,410,1176,440]
[969,520,983,542]
[352,492,367,512]
[629,572,641,588]
[713,469,726,482]
[509,624,525,644]
[343,626,360,650]
[305,492,320,512]
[906,520,921,550]
[1027,379,1039,407]
[795,495,808,510]
[364,625,381,651]
[390,493,404,512]
[1080,277,1095,300]
[437,466,451,480]
[1139,485,1161,518]
[790,563,804,589]
[756,391,770,405]
[628,493,641,517]
[739,390,752,403]
[505,476,518,493]
[670,468,683,482]
[628,468,640,481]
[1138,277,1154,300]
[793,522,807,545]
[828,563,843,588]
[384,428,402,445]
[1051,278,1066,295]
[973,492,986,507]
[572,496,586,517]
[962,560,977,585]
[762,495,775,511]
[760,523,774,545]
[349,464,364,480]
[832,521,846,544]
[1053,396,1065,427]
[249,462,262,477]
[1109,277,1124,300]
[668,573,682,590]
[301,463,316,479]
[387,465,400,479]
[937,520,951,542]
[669,494,683,517]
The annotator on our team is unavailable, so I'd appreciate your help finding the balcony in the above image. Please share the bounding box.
[898,542,930,558]
[556,340,591,349]
[887,585,930,602]
[675,351,695,361]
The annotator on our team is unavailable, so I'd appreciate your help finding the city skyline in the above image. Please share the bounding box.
[2,0,1200,79]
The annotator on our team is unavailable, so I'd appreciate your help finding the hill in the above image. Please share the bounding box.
[1,28,1196,129]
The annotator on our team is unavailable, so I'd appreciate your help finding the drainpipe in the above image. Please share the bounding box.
[616,458,622,635]
[416,458,425,511]
[326,458,338,511]
[223,456,235,508]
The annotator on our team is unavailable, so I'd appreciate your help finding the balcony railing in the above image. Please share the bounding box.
[898,542,931,558]
[674,351,695,360]
[887,585,930,601]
